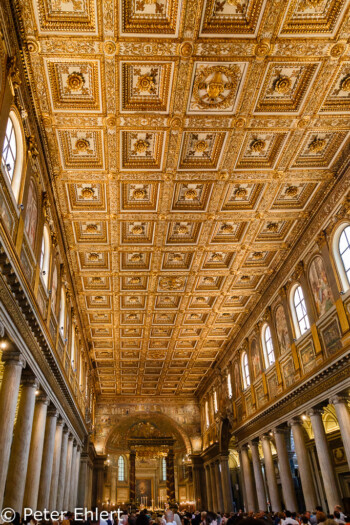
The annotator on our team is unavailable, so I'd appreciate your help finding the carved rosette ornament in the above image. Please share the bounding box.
[255,39,271,58]
[193,65,240,110]
[309,137,327,154]
[67,71,85,91]
[250,139,266,153]
[340,75,350,92]
[273,76,292,95]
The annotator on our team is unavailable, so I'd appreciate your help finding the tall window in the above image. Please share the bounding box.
[339,226,350,286]
[70,325,76,366]
[263,325,275,367]
[1,111,23,201]
[40,225,50,288]
[205,400,209,428]
[162,457,167,481]
[242,351,250,389]
[293,285,310,336]
[2,117,17,182]
[227,373,232,399]
[118,455,125,481]
[59,286,66,337]
[213,390,218,413]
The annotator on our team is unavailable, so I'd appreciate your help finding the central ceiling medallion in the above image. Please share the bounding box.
[130,277,141,284]
[131,253,142,262]
[133,188,147,200]
[309,137,327,153]
[234,187,248,198]
[81,187,95,199]
[172,253,183,261]
[136,73,157,94]
[74,138,90,152]
[177,225,189,235]
[250,139,266,153]
[212,253,224,262]
[85,223,98,233]
[159,277,184,290]
[266,222,279,233]
[193,65,239,109]
[88,252,99,261]
[66,71,85,91]
[221,223,234,234]
[133,139,150,154]
[285,186,298,197]
[273,76,292,95]
[184,189,198,200]
[131,225,144,235]
[252,252,263,260]
[194,140,209,153]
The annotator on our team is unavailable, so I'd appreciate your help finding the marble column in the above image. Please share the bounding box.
[23,393,50,510]
[68,442,78,509]
[56,426,69,511]
[3,372,38,512]
[240,445,257,512]
[289,418,317,511]
[250,439,267,511]
[220,454,234,513]
[210,462,218,512]
[0,350,26,510]
[274,428,297,512]
[37,406,59,509]
[110,466,117,506]
[78,452,91,508]
[63,436,74,510]
[205,465,213,511]
[166,448,175,503]
[129,450,136,504]
[214,460,224,512]
[261,435,281,512]
[308,408,342,511]
[191,455,206,510]
[49,418,64,510]
[72,445,81,509]
[330,395,350,469]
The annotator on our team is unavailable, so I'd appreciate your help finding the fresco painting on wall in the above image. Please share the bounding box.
[309,256,334,317]
[299,343,316,374]
[24,178,38,250]
[321,318,342,356]
[233,362,241,399]
[282,358,294,388]
[275,304,291,354]
[250,339,261,380]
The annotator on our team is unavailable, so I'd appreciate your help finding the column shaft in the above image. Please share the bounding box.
[250,441,267,511]
[3,373,38,513]
[68,444,78,509]
[205,466,213,511]
[210,463,218,512]
[49,420,64,510]
[56,428,69,511]
[129,451,136,504]
[214,460,224,512]
[261,435,281,512]
[308,409,341,511]
[331,396,350,469]
[23,395,49,510]
[274,429,297,512]
[240,445,257,512]
[220,455,234,513]
[0,351,25,510]
[63,437,74,510]
[37,408,58,510]
[290,419,317,511]
[110,466,117,506]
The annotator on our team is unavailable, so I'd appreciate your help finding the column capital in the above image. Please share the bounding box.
[239,443,250,452]
[261,433,272,441]
[47,405,59,418]
[249,438,260,447]
[57,417,65,427]
[21,370,39,389]
[68,434,74,441]
[63,425,69,434]
[329,394,349,406]
[36,392,50,406]
[307,407,324,418]
[273,426,289,436]
[288,416,303,427]
[2,349,26,369]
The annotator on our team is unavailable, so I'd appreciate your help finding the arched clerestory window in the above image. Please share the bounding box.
[241,351,250,389]
[1,111,24,201]
[292,285,310,337]
[118,455,125,481]
[262,324,275,368]
[40,224,50,288]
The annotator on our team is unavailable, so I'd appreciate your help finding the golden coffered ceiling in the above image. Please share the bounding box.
[19,0,350,396]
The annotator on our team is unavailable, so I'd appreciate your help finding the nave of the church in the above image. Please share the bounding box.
[1,0,350,523]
